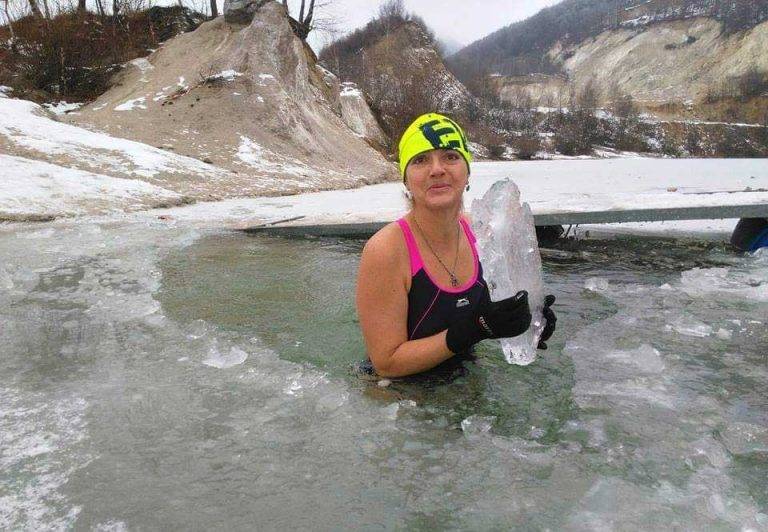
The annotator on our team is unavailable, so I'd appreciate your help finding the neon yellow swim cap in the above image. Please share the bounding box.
[398,113,472,181]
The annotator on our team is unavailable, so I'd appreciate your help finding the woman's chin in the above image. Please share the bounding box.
[423,189,461,209]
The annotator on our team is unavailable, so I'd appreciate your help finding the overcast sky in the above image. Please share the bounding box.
[303,0,562,53]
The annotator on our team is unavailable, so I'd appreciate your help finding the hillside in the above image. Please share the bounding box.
[449,0,768,81]
[319,10,472,143]
[65,2,395,197]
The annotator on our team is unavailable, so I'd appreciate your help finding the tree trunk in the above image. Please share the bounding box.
[304,0,314,28]
[112,0,119,17]
[28,0,43,18]
[210,0,217,18]
[77,0,86,12]
[3,0,15,45]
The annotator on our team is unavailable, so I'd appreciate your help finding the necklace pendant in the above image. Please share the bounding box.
[450,275,458,287]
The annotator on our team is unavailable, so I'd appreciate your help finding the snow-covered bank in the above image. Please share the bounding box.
[0,155,185,222]
[132,158,768,240]
[1,90,766,241]
[0,97,237,196]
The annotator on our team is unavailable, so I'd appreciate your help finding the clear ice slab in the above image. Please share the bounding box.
[471,179,545,365]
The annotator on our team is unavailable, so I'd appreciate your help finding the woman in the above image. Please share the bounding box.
[356,113,556,378]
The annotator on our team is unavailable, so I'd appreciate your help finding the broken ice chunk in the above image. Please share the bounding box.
[585,277,609,292]
[461,415,496,434]
[472,179,545,365]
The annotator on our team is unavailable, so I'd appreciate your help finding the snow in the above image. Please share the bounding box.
[205,70,243,82]
[0,97,230,182]
[236,135,264,166]
[0,154,181,220]
[129,57,154,74]
[129,58,154,83]
[339,83,362,97]
[235,135,319,180]
[114,96,147,111]
[43,102,83,115]
[0,85,12,97]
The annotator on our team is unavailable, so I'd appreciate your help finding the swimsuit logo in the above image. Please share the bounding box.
[456,298,470,308]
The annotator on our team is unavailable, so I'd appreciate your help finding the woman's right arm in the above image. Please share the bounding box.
[355,228,456,378]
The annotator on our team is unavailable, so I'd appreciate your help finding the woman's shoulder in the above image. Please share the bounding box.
[363,221,407,262]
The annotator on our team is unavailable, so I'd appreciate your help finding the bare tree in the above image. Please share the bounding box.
[282,0,334,41]
[210,0,217,18]
[378,0,404,20]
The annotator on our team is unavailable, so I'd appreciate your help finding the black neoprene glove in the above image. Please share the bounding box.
[445,290,532,355]
[537,295,557,350]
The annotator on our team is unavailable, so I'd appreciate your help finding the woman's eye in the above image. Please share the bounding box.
[445,152,460,161]
[412,155,427,165]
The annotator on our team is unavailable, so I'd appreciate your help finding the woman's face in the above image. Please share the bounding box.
[405,149,469,210]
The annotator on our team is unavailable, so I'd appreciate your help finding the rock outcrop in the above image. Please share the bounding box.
[223,0,270,24]
[338,83,388,149]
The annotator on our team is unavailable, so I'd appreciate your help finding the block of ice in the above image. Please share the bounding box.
[202,344,249,369]
[585,277,610,292]
[471,179,545,365]
[666,315,713,338]
[461,415,496,434]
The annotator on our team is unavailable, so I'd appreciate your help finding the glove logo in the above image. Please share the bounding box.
[456,298,469,308]
[478,316,494,337]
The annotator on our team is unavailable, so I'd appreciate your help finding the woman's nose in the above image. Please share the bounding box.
[428,155,446,176]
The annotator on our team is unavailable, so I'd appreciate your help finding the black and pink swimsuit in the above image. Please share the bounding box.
[398,216,491,346]
[356,217,491,379]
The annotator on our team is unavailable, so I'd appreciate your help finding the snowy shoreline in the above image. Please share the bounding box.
[1,93,766,242]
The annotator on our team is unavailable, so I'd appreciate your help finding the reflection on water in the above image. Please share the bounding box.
[0,222,766,530]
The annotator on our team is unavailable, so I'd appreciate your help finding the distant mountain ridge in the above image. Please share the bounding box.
[448,0,768,81]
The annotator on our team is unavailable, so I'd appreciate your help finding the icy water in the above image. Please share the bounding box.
[1,219,767,531]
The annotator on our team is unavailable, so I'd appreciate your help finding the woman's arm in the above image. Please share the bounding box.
[355,227,455,378]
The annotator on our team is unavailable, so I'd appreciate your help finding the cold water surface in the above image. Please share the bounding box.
[1,220,766,530]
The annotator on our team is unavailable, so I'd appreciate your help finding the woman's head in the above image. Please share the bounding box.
[398,113,473,209]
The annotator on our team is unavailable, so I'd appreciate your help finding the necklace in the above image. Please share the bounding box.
[412,215,461,287]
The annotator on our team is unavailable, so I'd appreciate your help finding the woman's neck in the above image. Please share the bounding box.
[410,205,462,244]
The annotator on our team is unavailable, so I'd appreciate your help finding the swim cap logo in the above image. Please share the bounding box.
[420,119,467,153]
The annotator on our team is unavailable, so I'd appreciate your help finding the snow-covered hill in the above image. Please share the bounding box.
[66,2,395,194]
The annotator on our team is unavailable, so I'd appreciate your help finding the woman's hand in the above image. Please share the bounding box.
[445,290,532,354]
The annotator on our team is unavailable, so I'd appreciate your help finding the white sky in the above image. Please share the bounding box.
[303,0,562,52]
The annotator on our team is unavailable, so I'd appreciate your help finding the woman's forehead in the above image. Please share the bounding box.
[416,148,459,156]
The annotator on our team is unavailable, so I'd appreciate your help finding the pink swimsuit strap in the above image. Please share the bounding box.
[397,217,479,292]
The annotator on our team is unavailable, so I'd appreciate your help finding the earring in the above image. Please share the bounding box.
[465,183,470,191]
[403,188,413,200]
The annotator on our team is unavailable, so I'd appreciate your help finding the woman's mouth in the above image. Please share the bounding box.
[428,184,451,191]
